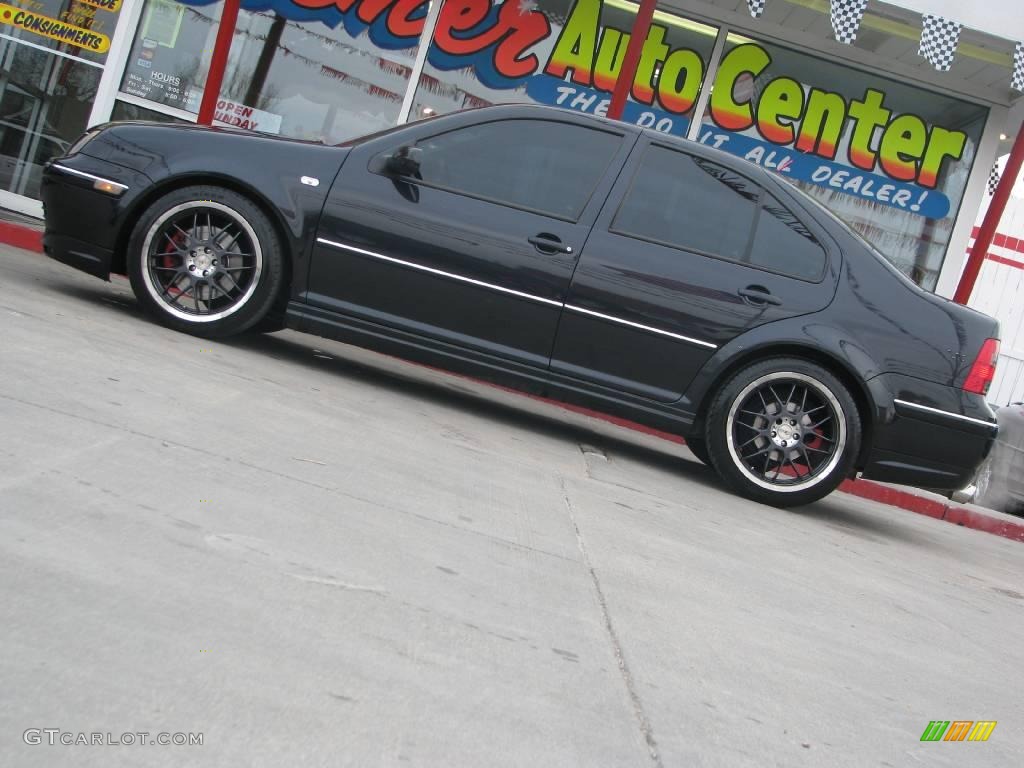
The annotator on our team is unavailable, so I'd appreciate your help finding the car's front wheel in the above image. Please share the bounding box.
[127,185,284,338]
[705,358,861,507]
[684,436,710,465]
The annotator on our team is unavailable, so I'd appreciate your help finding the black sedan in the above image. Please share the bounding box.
[40,105,1000,507]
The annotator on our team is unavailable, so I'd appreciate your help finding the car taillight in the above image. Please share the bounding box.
[963,338,1000,395]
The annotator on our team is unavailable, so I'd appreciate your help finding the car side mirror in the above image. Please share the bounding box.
[384,145,422,179]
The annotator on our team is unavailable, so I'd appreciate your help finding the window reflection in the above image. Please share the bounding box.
[612,147,758,261]
[408,119,621,219]
[222,8,420,141]
[0,40,101,199]
[119,0,218,113]
[120,0,421,142]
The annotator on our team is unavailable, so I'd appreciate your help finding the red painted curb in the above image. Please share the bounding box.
[942,504,1024,542]
[5,216,1021,543]
[839,478,1024,543]
[0,221,43,253]
[838,478,947,519]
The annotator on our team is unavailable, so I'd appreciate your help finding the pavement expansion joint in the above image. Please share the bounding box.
[560,476,663,768]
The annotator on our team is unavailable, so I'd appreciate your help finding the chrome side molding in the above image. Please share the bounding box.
[894,398,998,429]
[315,237,720,351]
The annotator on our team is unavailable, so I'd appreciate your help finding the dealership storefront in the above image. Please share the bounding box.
[0,0,1019,294]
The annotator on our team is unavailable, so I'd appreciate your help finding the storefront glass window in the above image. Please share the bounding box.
[121,0,424,142]
[119,0,222,114]
[697,34,987,291]
[0,0,121,200]
[216,6,421,142]
[110,99,189,122]
[409,0,718,138]
[0,0,122,65]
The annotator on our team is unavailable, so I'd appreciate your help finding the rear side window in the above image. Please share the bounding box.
[750,194,827,280]
[611,145,826,280]
[611,146,759,261]
[411,119,621,220]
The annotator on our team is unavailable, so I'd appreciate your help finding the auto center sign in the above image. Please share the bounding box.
[184,0,970,219]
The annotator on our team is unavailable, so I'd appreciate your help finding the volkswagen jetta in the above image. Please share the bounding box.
[41,105,1000,506]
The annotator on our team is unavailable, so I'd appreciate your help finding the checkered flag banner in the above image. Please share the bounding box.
[831,0,868,44]
[747,0,766,18]
[1013,42,1024,92]
[919,14,961,71]
[988,163,1001,196]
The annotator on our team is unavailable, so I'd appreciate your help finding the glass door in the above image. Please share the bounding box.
[0,0,123,211]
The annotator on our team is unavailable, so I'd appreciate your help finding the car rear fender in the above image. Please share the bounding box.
[678,313,883,467]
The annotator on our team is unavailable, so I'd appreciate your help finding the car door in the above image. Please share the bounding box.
[550,139,840,402]
[308,113,635,369]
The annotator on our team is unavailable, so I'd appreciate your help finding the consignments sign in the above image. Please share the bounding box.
[0,3,111,53]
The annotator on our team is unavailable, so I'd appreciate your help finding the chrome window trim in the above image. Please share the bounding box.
[315,237,718,350]
[564,304,718,349]
[50,164,129,193]
[894,399,998,430]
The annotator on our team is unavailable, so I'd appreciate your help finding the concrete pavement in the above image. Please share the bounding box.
[1,244,1022,767]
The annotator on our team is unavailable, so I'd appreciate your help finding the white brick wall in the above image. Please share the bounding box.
[966,194,1024,405]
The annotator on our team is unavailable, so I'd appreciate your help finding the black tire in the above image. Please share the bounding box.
[252,311,287,334]
[685,436,710,465]
[704,358,861,507]
[127,185,284,338]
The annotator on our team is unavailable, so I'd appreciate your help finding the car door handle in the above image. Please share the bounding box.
[528,234,573,254]
[738,286,782,306]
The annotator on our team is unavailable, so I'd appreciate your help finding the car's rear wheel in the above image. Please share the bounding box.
[127,185,284,338]
[705,358,861,507]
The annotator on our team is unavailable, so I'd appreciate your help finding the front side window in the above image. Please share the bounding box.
[611,146,759,260]
[409,119,621,220]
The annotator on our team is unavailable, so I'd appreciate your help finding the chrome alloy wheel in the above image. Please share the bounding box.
[140,201,263,323]
[725,372,847,492]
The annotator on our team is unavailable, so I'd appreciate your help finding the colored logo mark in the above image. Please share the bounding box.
[920,721,997,742]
